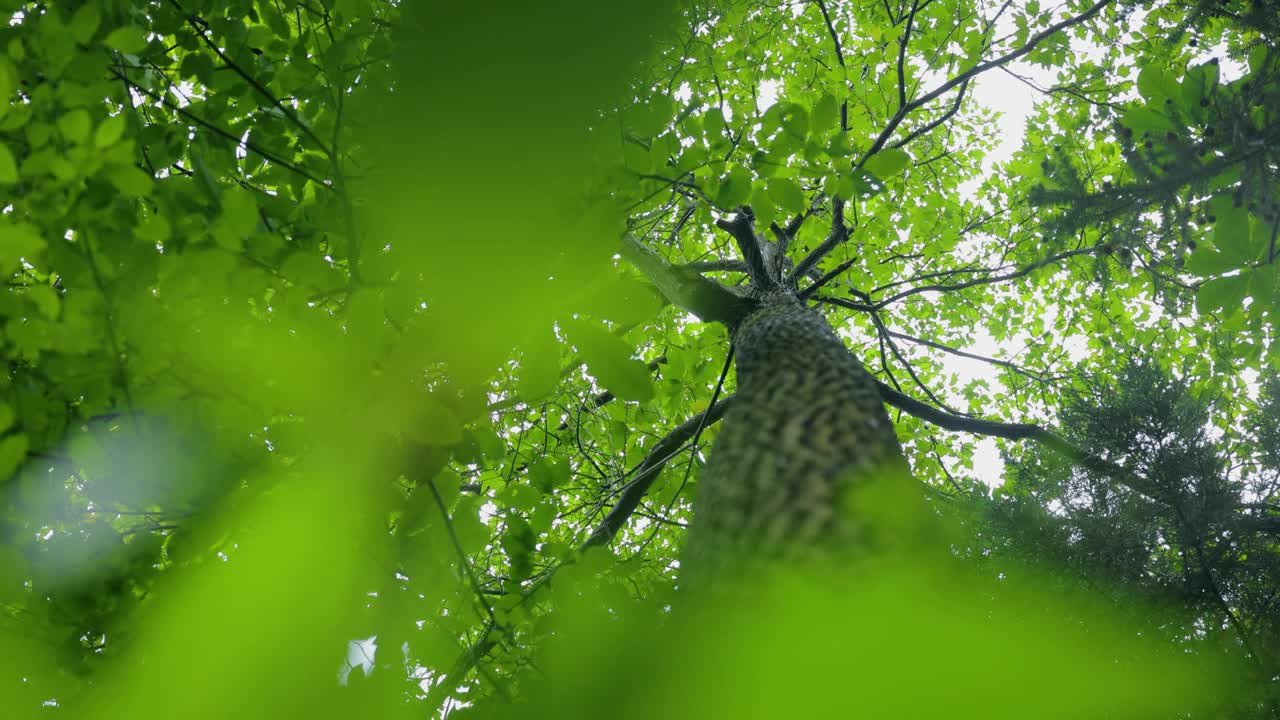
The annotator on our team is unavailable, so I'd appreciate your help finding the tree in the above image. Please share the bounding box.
[0,0,1276,717]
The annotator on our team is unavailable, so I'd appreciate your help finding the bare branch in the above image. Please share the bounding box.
[789,199,848,283]
[870,245,1101,309]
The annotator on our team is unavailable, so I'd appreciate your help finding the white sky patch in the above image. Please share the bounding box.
[757,78,781,114]
[340,636,377,684]
[930,18,1137,487]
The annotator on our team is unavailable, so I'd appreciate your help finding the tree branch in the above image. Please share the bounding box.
[789,199,847,283]
[621,235,754,325]
[584,400,734,548]
[715,212,779,291]
[874,378,1163,499]
[109,69,329,187]
[869,245,1101,309]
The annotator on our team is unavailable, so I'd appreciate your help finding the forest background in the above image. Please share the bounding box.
[0,0,1278,717]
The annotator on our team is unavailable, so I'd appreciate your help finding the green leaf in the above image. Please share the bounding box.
[767,177,806,215]
[750,183,778,228]
[778,103,810,140]
[93,114,126,148]
[0,58,11,122]
[0,402,13,433]
[26,285,58,319]
[103,164,152,197]
[1118,105,1174,133]
[675,142,708,174]
[863,148,910,179]
[832,173,856,200]
[103,26,148,54]
[70,2,102,44]
[587,276,667,326]
[1248,45,1268,76]
[1196,274,1249,315]
[56,109,91,145]
[716,165,753,209]
[517,327,561,402]
[812,93,839,133]
[0,222,44,274]
[1209,201,1259,264]
[499,482,541,513]
[850,170,885,197]
[1184,246,1236,277]
[0,141,17,183]
[213,187,259,250]
[500,515,536,582]
[562,319,654,403]
[1136,64,1177,102]
[451,497,491,555]
[630,98,673,137]
[704,109,726,139]
[1181,61,1218,115]
[0,433,27,480]
[1249,266,1276,309]
[410,392,464,446]
[136,213,171,244]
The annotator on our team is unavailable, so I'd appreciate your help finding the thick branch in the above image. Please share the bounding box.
[715,213,779,291]
[621,235,753,325]
[874,379,1163,499]
[683,259,749,273]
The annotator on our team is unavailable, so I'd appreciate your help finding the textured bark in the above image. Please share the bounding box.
[680,291,913,587]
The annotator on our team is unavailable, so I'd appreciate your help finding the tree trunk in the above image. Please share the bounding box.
[680,291,913,587]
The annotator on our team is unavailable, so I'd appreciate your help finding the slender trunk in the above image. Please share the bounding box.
[680,292,912,586]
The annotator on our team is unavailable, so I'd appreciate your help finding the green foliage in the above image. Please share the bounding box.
[986,361,1280,714]
[0,0,1275,717]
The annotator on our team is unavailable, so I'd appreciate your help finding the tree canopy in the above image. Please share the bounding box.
[0,0,1277,717]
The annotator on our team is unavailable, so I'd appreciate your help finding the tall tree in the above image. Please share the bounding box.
[0,0,1275,717]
